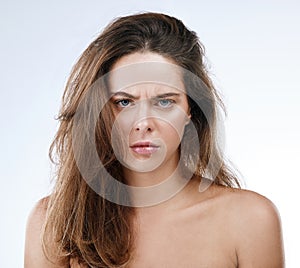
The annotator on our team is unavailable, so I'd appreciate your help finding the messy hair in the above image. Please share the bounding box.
[43,12,240,267]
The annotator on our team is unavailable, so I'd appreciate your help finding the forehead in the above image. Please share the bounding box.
[108,52,185,95]
[111,84,184,98]
[112,52,172,67]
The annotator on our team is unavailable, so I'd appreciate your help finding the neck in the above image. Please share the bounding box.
[123,152,179,187]
[122,154,196,210]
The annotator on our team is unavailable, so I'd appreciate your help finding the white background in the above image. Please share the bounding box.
[1,0,299,267]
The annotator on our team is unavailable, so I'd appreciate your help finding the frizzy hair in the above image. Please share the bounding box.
[42,12,241,267]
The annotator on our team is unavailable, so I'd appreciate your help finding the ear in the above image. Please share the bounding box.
[185,113,191,125]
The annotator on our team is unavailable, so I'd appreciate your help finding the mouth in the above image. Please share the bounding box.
[130,141,160,155]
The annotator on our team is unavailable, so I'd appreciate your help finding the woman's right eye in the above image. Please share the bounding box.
[115,99,132,108]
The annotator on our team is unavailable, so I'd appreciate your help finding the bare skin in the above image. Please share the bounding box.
[24,52,284,267]
[24,178,284,267]
[128,177,285,267]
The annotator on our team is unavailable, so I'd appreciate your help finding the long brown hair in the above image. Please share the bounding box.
[43,12,241,267]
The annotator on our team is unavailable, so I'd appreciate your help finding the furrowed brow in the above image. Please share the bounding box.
[110,91,138,99]
[110,91,181,99]
[154,93,181,98]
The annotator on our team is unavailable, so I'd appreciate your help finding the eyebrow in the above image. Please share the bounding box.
[110,92,138,99]
[110,91,181,99]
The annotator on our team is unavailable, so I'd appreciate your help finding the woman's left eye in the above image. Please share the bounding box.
[157,99,174,108]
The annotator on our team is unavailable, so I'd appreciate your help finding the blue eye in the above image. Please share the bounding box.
[157,99,174,108]
[115,99,131,108]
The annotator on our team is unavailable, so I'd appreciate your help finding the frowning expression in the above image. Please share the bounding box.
[109,52,191,172]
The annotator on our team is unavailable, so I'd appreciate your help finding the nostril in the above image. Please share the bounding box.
[134,127,152,132]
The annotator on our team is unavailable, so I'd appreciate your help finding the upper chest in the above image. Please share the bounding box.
[128,204,238,268]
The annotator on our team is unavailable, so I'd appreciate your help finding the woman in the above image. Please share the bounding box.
[24,12,284,267]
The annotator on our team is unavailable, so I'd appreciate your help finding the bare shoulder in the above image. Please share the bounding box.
[194,179,280,217]
[25,196,50,246]
[26,196,49,227]
[212,186,285,267]
[217,187,281,219]
[24,196,67,268]
[220,187,283,232]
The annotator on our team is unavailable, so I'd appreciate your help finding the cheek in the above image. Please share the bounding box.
[112,112,134,138]
[160,118,185,150]
[109,116,132,157]
[163,110,188,138]
[163,126,181,145]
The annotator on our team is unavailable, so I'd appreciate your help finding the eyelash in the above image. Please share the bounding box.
[114,99,133,108]
[113,98,175,109]
[156,99,175,108]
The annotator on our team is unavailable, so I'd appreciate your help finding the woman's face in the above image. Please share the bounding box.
[109,52,191,173]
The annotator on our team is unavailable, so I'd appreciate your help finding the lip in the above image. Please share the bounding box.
[130,141,160,155]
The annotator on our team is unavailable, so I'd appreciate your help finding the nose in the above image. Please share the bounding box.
[134,118,153,133]
[132,100,155,134]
